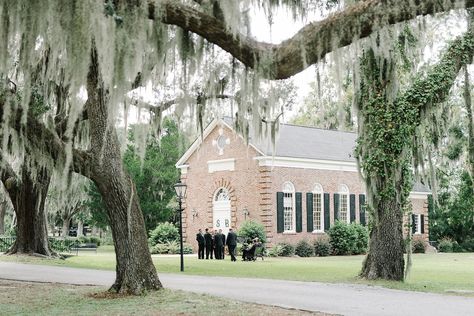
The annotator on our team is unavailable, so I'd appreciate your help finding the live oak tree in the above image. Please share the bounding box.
[2,0,474,292]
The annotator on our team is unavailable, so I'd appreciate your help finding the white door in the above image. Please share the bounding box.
[213,188,231,236]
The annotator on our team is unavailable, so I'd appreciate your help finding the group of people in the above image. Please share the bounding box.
[196,228,238,262]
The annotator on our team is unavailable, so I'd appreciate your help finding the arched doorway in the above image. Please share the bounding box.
[213,188,231,235]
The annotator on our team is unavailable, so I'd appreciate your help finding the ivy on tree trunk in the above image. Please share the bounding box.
[357,23,474,281]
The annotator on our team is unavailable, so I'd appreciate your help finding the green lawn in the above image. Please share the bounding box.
[1,247,473,296]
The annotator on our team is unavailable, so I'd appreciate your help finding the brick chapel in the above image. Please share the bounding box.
[176,118,430,249]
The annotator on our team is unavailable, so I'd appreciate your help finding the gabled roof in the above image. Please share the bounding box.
[249,123,357,162]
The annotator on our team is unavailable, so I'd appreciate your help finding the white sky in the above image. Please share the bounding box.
[250,8,318,120]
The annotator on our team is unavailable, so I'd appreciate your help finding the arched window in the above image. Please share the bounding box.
[214,188,230,202]
[312,183,324,231]
[282,182,295,232]
[339,184,350,223]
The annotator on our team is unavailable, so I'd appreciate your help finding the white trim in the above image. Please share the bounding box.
[312,190,324,232]
[255,156,358,172]
[414,214,422,234]
[338,185,350,224]
[409,192,430,199]
[207,158,236,173]
[177,164,189,175]
[176,118,264,168]
[282,182,296,233]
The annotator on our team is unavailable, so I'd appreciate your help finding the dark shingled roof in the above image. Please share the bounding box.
[249,123,357,162]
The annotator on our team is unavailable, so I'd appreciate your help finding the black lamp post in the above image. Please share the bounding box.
[174,180,187,272]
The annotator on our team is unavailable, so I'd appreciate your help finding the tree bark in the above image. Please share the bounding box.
[464,66,474,179]
[4,164,51,256]
[0,200,6,235]
[77,220,84,237]
[85,44,162,294]
[361,193,405,280]
[61,217,71,238]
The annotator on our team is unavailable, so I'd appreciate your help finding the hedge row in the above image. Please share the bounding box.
[269,222,368,257]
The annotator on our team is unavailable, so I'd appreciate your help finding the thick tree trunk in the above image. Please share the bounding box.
[77,220,84,237]
[361,195,405,280]
[86,45,161,294]
[61,217,71,238]
[93,172,161,293]
[6,165,51,256]
[464,67,474,179]
[0,200,6,235]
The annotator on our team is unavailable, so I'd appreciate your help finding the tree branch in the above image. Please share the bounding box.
[155,0,474,79]
[130,93,233,115]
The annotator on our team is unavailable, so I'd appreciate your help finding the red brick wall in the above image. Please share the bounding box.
[268,167,366,245]
[181,123,262,249]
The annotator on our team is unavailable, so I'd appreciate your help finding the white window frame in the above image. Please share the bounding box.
[414,214,422,235]
[282,182,296,233]
[312,183,324,232]
[338,184,350,224]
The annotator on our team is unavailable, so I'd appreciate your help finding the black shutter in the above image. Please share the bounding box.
[411,214,416,234]
[420,214,425,234]
[324,193,330,231]
[359,194,366,226]
[277,192,284,233]
[334,193,340,222]
[296,192,302,233]
[350,194,356,223]
[306,193,314,232]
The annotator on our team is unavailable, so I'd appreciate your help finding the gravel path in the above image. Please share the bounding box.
[0,262,473,316]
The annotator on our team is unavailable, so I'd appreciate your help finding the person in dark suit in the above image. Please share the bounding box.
[204,228,213,259]
[214,229,223,259]
[196,229,205,259]
[226,228,237,262]
[219,229,226,260]
[213,229,219,259]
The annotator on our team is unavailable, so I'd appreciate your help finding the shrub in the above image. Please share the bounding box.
[268,243,295,257]
[412,238,427,253]
[452,241,464,253]
[351,223,369,255]
[313,236,332,257]
[237,220,267,243]
[150,243,169,254]
[438,238,453,253]
[268,244,283,257]
[327,221,369,255]
[328,221,355,255]
[150,242,192,254]
[148,222,179,246]
[460,238,474,252]
[77,236,101,246]
[49,238,76,252]
[278,242,295,257]
[295,240,314,257]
